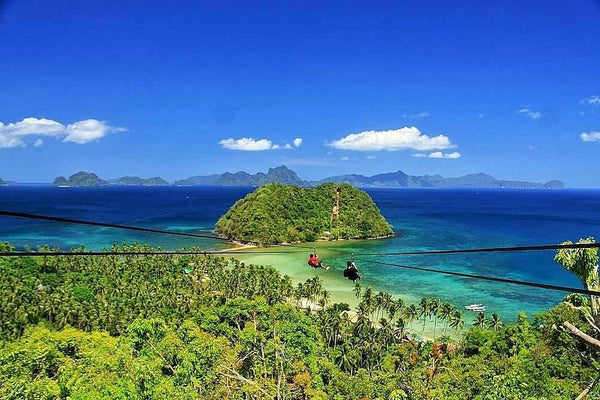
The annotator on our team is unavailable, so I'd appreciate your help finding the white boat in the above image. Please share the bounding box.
[465,304,486,312]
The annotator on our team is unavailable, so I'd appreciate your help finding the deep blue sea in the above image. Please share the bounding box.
[1,186,599,321]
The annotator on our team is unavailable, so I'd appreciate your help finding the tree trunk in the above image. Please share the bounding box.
[575,376,599,400]
[563,321,600,350]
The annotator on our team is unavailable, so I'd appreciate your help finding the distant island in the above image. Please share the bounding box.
[215,183,394,244]
[318,170,565,189]
[0,178,7,186]
[53,172,169,187]
[108,176,169,186]
[176,165,565,189]
[49,166,565,189]
[175,166,303,186]
[54,172,108,187]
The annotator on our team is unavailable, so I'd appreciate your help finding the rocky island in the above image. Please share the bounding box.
[215,183,394,245]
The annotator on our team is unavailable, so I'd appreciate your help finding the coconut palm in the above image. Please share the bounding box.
[473,312,486,328]
[488,313,503,331]
[403,304,418,330]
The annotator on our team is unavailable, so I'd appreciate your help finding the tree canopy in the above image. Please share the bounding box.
[1,242,599,399]
[215,183,394,244]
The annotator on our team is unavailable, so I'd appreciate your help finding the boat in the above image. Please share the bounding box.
[465,304,486,312]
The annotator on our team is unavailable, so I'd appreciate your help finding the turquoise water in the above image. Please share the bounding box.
[1,185,599,321]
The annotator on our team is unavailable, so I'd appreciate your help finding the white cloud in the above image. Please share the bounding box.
[219,137,273,151]
[329,126,456,151]
[581,96,600,105]
[0,117,126,148]
[517,108,542,120]
[272,143,293,150]
[478,113,485,119]
[341,156,350,161]
[365,155,376,160]
[63,119,127,144]
[219,137,300,151]
[413,151,461,159]
[581,131,600,142]
[402,111,430,119]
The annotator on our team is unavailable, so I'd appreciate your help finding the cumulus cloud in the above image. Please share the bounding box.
[341,156,350,161]
[219,137,300,151]
[402,111,430,119]
[517,108,542,120]
[329,126,455,151]
[365,155,376,160]
[0,117,126,148]
[581,131,600,142]
[581,96,600,105]
[413,151,461,159]
[219,137,273,151]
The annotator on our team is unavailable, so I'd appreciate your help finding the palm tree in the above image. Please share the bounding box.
[403,304,418,330]
[418,298,430,332]
[473,312,486,328]
[488,313,503,331]
[449,310,465,332]
[438,303,454,335]
[429,298,441,337]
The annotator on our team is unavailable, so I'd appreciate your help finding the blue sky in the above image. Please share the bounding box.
[1,0,599,186]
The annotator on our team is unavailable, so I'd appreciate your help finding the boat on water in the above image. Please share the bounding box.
[465,304,486,312]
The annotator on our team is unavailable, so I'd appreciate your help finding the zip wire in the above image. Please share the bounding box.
[0,210,230,241]
[364,258,600,297]
[360,242,600,256]
[2,210,599,254]
[0,210,312,250]
[0,250,295,257]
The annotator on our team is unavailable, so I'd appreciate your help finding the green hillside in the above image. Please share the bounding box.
[215,183,394,244]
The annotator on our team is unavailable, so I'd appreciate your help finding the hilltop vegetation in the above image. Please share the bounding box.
[215,183,394,244]
[0,243,598,399]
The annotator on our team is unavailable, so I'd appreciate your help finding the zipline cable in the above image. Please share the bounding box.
[0,250,295,257]
[361,242,600,256]
[0,210,231,242]
[364,258,600,297]
[2,210,599,255]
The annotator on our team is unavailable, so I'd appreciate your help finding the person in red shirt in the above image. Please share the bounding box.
[308,253,329,270]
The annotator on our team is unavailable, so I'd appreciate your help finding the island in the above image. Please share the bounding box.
[215,182,394,244]
[0,178,7,186]
[53,171,108,187]
[109,176,170,186]
[176,165,565,189]
[175,165,303,186]
[53,172,170,187]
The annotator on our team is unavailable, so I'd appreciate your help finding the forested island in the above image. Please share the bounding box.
[45,166,565,189]
[53,171,169,187]
[0,240,599,399]
[215,183,394,244]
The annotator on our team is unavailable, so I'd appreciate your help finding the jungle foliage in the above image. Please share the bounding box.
[215,183,394,244]
[0,242,599,399]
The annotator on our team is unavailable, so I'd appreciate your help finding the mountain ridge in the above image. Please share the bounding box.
[49,166,565,189]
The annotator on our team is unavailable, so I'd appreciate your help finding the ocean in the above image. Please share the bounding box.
[1,185,599,323]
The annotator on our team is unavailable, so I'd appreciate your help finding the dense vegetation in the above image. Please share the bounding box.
[215,183,394,244]
[1,242,599,399]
